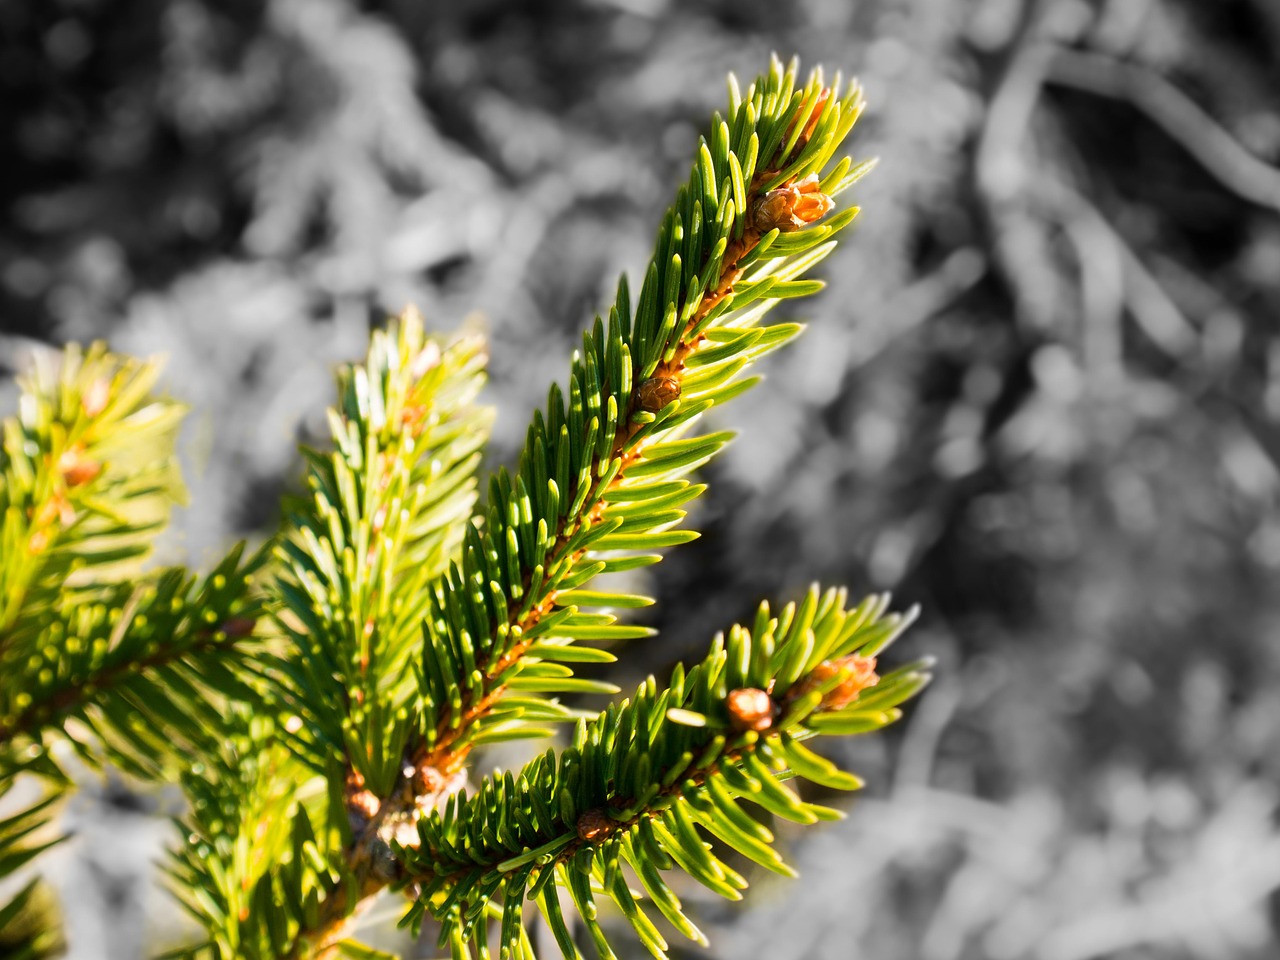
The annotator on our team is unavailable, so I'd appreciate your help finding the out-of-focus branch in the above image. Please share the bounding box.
[1047,48,1280,214]
[849,248,987,370]
[1042,178,1199,362]
[1041,177,1280,482]
[972,0,1060,329]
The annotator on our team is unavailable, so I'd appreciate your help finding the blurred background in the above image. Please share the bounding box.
[3,0,1280,957]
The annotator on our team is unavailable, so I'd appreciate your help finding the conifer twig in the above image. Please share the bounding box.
[394,586,927,959]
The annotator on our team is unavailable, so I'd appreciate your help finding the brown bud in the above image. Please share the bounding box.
[412,764,445,798]
[636,376,681,413]
[727,687,775,733]
[399,404,428,437]
[348,788,380,821]
[34,491,75,529]
[576,808,613,843]
[344,767,381,828]
[790,654,879,712]
[749,174,834,234]
[58,445,101,488]
[411,762,468,809]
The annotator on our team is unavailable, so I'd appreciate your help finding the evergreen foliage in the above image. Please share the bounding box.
[396,588,925,960]
[0,57,929,959]
[0,345,266,956]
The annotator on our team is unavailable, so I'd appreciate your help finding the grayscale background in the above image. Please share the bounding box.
[3,0,1280,957]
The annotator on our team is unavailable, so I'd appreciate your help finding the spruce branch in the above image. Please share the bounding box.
[199,312,492,957]
[0,343,269,781]
[0,543,269,780]
[0,342,269,954]
[0,342,186,640]
[395,586,927,960]
[268,310,491,795]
